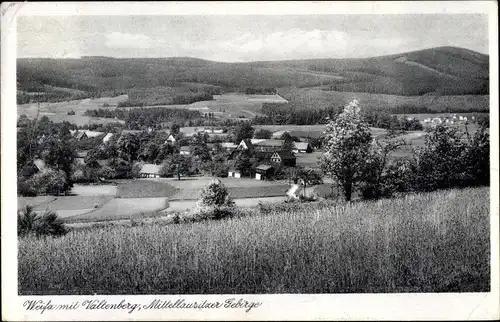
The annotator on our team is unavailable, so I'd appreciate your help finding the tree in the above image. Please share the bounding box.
[234,151,253,177]
[319,100,372,201]
[254,129,272,139]
[359,134,404,199]
[18,206,68,237]
[170,123,181,136]
[234,122,254,144]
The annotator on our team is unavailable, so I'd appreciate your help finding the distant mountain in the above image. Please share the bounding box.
[17,46,489,97]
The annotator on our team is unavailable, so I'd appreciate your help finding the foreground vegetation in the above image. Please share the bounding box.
[18,187,489,294]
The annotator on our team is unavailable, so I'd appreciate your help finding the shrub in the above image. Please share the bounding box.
[29,169,69,196]
[17,206,68,237]
[67,110,76,115]
[189,179,235,221]
[98,166,117,180]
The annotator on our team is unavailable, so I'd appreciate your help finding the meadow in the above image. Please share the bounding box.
[18,187,489,295]
[277,88,489,114]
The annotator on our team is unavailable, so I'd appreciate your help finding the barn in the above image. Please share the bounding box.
[255,164,274,180]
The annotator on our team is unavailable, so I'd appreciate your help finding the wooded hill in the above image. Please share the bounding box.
[17,46,489,102]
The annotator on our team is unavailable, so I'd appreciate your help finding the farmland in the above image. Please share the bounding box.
[17,95,128,126]
[18,187,489,294]
[277,87,489,114]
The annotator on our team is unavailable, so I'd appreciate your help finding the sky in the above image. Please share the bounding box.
[17,14,489,62]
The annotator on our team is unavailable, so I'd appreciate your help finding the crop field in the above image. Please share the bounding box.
[18,195,114,219]
[18,187,489,294]
[71,184,117,196]
[17,95,129,119]
[116,180,179,198]
[170,184,291,201]
[66,197,169,222]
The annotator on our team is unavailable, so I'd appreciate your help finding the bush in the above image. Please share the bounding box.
[98,166,117,180]
[189,179,235,220]
[67,110,76,115]
[18,206,68,237]
[28,169,69,196]
[413,124,479,191]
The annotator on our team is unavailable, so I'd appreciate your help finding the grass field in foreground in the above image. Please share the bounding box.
[18,187,489,295]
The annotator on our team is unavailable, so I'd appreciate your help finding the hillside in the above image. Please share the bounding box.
[17,46,489,103]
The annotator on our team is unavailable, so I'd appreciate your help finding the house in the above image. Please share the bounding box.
[166,135,176,144]
[213,128,224,134]
[226,160,241,178]
[74,150,89,165]
[20,158,47,177]
[237,139,255,153]
[179,146,191,155]
[73,131,88,141]
[255,164,274,180]
[431,118,442,125]
[292,142,312,153]
[102,133,114,143]
[140,163,161,178]
[270,151,296,167]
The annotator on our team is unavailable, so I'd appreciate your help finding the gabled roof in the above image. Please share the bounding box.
[102,133,114,143]
[250,139,265,144]
[167,134,176,141]
[74,132,87,140]
[77,150,89,158]
[139,163,161,174]
[293,142,310,150]
[254,139,284,147]
[97,159,110,167]
[256,164,273,171]
[33,159,46,171]
[238,139,254,152]
[221,142,237,149]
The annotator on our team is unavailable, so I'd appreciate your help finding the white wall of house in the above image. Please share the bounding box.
[234,172,241,178]
[255,173,262,180]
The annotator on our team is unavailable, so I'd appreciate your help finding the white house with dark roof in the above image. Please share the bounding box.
[292,142,312,153]
[140,163,161,178]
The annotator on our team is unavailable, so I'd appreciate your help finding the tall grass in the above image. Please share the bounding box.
[18,187,490,295]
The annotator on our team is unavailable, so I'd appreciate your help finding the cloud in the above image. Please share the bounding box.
[105,32,151,49]
[212,28,350,61]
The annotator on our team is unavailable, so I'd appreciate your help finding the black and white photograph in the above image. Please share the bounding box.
[1,1,499,321]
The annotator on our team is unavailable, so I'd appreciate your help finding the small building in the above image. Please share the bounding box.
[166,135,176,144]
[140,163,161,178]
[270,151,297,167]
[179,146,191,155]
[292,142,312,153]
[102,133,114,143]
[73,131,88,141]
[255,164,273,180]
[228,169,241,178]
[33,159,46,172]
[237,139,255,153]
[213,128,224,134]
